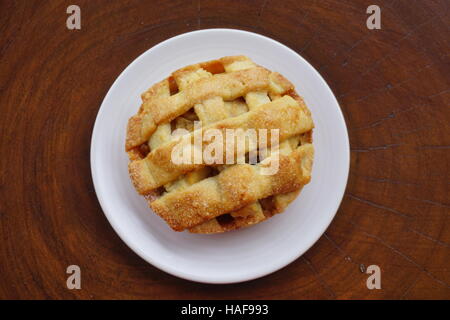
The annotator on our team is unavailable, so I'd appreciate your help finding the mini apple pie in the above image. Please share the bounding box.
[126,56,314,233]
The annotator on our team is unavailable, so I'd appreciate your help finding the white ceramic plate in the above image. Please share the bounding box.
[91,29,349,284]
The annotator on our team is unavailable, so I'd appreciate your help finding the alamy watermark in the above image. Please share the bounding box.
[170,122,281,175]
[366,5,381,30]
[66,4,381,31]
[66,265,81,289]
[366,264,381,289]
[66,5,81,30]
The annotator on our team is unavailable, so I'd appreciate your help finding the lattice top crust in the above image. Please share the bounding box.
[126,56,314,233]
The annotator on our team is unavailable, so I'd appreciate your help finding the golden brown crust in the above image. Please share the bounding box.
[188,190,302,234]
[129,96,313,194]
[150,144,313,231]
[126,67,272,150]
[189,203,267,234]
[125,56,314,233]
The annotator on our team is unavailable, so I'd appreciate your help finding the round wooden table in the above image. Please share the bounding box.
[1,0,448,299]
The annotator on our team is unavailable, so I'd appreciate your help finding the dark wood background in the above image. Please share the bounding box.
[0,0,449,299]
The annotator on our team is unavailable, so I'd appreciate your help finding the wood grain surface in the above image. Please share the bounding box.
[0,0,449,299]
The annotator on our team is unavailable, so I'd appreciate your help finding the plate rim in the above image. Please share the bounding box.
[90,28,350,284]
